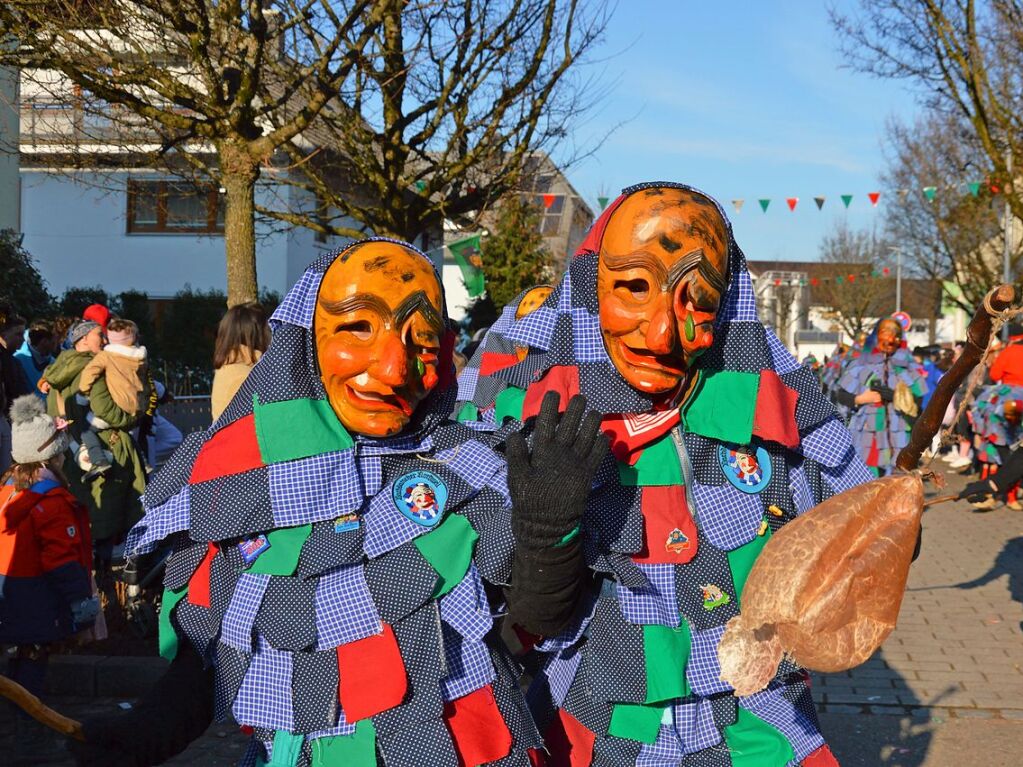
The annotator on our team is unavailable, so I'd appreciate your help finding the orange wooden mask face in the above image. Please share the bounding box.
[597,188,729,395]
[876,319,902,355]
[314,242,445,437]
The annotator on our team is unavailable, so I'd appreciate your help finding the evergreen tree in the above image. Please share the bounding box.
[0,229,55,318]
[478,197,552,312]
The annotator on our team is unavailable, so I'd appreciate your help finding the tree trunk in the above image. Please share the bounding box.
[220,142,260,307]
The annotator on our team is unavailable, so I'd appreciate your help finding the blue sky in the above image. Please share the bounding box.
[562,1,923,262]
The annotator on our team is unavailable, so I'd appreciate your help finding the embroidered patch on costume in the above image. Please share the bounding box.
[758,519,769,536]
[718,443,772,493]
[392,470,448,527]
[334,512,360,533]
[66,525,76,538]
[238,534,271,565]
[701,583,731,611]
[665,527,692,555]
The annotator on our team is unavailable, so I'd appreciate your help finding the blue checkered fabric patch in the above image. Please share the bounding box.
[314,565,382,650]
[765,330,801,375]
[439,564,493,640]
[788,464,816,515]
[571,308,607,362]
[689,482,763,551]
[309,714,357,740]
[801,417,855,468]
[686,625,732,696]
[439,626,496,700]
[637,725,684,766]
[221,573,271,652]
[617,564,680,627]
[437,439,506,491]
[739,681,825,761]
[456,366,479,403]
[539,647,583,707]
[270,269,324,330]
[268,451,363,528]
[125,486,190,556]
[233,635,294,731]
[820,449,874,495]
[673,697,721,755]
[505,305,559,350]
[719,263,758,323]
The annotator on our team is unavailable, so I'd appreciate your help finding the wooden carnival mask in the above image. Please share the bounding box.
[314,242,445,437]
[876,318,903,356]
[597,188,729,395]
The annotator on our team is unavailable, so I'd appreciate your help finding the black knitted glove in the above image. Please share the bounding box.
[505,392,608,636]
[68,641,214,767]
[871,382,896,403]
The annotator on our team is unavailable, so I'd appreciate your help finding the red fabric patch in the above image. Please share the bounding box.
[752,369,800,448]
[188,414,264,484]
[512,624,540,654]
[632,485,699,565]
[442,685,513,766]
[544,709,595,767]
[479,351,521,377]
[186,542,217,608]
[575,195,627,257]
[803,744,840,767]
[601,409,680,463]
[527,748,547,767]
[522,366,581,421]
[336,623,408,721]
[866,437,879,467]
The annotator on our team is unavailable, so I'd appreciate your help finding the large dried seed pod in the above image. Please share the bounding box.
[719,474,924,696]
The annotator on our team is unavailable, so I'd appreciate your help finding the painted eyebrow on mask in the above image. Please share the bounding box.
[319,291,443,335]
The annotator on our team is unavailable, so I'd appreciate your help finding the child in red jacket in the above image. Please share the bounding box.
[1,395,97,760]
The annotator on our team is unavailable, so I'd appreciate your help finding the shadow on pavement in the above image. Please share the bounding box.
[951,535,1023,630]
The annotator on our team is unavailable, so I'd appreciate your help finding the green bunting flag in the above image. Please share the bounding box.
[841,194,853,209]
[814,196,826,210]
[758,198,770,213]
[414,180,426,192]
[968,182,981,197]
[597,196,609,209]
[448,234,486,298]
[923,186,937,201]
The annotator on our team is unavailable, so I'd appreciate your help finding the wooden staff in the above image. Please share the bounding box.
[0,675,84,741]
[896,284,1016,472]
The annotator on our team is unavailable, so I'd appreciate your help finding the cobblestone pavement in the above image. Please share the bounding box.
[14,467,1023,765]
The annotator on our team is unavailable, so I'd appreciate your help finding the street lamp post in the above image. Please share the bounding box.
[1003,147,1013,341]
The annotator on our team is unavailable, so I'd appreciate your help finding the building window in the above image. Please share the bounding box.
[526,194,565,236]
[127,179,225,234]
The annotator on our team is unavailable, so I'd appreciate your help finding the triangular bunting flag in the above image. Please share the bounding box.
[758,198,771,213]
[448,234,486,298]
[597,196,609,209]
[415,180,426,192]
[786,197,798,211]
[814,196,826,210]
[898,189,909,199]
[841,194,853,209]
[968,182,981,197]
[868,191,880,206]
[542,194,556,209]
[732,199,745,214]
[923,186,937,201]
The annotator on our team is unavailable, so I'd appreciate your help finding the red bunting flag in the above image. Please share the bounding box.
[786,197,798,211]
[542,194,556,209]
[868,191,880,206]
[848,274,856,283]
[774,278,782,286]
[882,267,891,276]
[811,277,819,286]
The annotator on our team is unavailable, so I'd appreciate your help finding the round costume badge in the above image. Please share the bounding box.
[718,443,772,494]
[392,470,449,527]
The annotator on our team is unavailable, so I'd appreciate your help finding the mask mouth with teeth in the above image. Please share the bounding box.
[313,241,446,437]
[596,186,730,397]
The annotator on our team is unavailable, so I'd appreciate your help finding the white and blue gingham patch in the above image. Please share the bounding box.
[739,682,824,760]
[232,635,294,731]
[221,573,271,652]
[617,564,680,627]
[686,624,732,696]
[125,486,191,556]
[268,451,363,528]
[270,269,324,330]
[689,482,763,551]
[314,565,382,650]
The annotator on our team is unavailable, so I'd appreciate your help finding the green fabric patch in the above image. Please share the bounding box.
[722,707,796,767]
[456,401,479,423]
[494,386,526,423]
[910,379,927,397]
[253,394,353,464]
[245,524,313,576]
[681,370,759,444]
[874,406,886,432]
[413,514,479,597]
[643,622,691,703]
[727,523,772,606]
[158,586,188,661]
[617,434,684,486]
[608,702,666,745]
[265,730,305,767]
[311,721,377,766]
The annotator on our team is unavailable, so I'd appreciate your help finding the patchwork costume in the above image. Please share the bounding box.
[969,335,1023,467]
[836,346,926,476]
[458,183,872,766]
[123,241,541,767]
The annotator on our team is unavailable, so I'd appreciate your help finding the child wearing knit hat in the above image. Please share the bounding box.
[0,395,97,757]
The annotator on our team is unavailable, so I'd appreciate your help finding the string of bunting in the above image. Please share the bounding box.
[765,267,895,288]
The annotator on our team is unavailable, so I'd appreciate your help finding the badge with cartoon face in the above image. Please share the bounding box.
[392,470,449,527]
[718,443,772,494]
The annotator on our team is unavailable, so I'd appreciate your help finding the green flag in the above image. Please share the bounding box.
[968,182,981,197]
[758,198,770,213]
[923,186,937,201]
[840,194,853,208]
[597,196,609,209]
[448,234,486,297]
